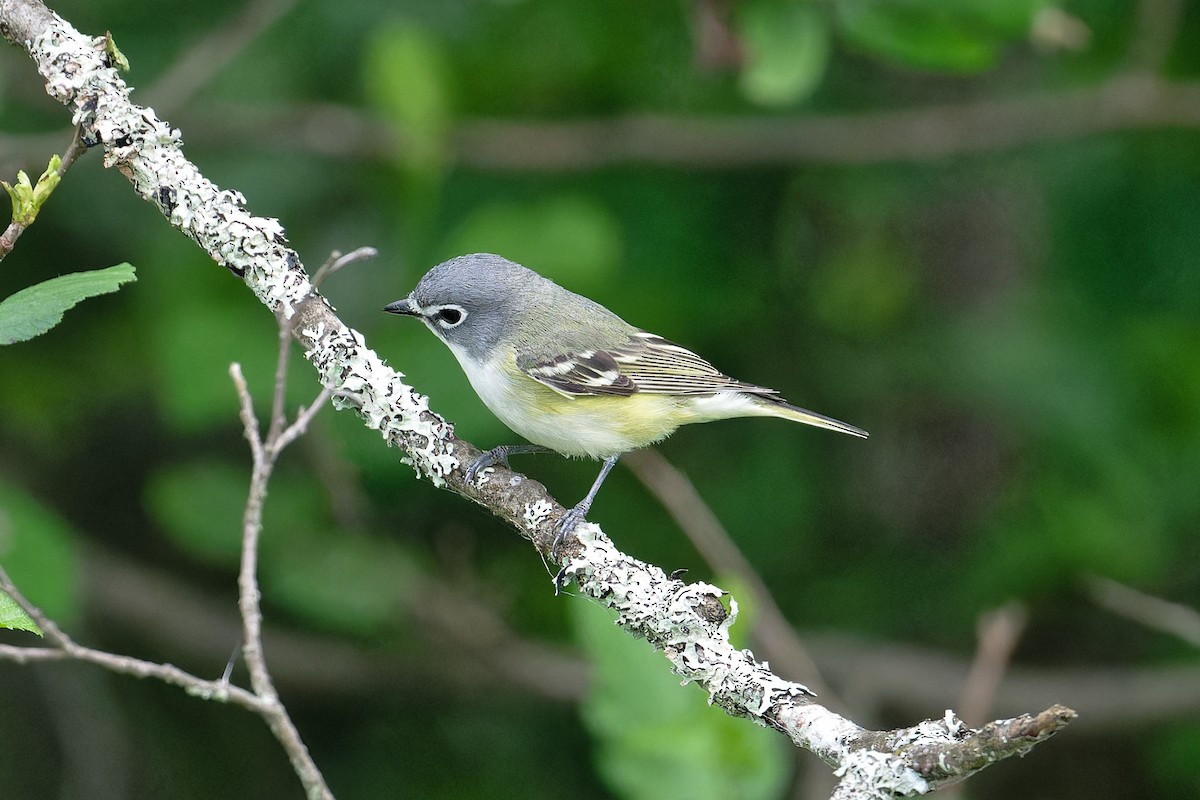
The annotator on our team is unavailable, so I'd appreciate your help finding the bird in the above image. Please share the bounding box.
[384,253,867,543]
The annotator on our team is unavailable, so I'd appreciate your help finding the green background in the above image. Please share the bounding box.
[2,0,1198,797]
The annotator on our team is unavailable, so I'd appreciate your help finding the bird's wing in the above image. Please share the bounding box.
[517,331,778,398]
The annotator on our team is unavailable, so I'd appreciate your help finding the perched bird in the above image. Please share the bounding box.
[384,253,867,540]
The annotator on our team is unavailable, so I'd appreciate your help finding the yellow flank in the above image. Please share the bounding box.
[513,381,691,458]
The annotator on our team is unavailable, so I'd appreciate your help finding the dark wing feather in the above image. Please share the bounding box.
[517,331,778,397]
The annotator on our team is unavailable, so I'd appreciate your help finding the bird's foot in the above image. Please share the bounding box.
[465,444,551,484]
[465,448,508,484]
[549,502,591,595]
[551,502,590,555]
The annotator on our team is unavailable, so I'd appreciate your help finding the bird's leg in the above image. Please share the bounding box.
[552,455,619,552]
[465,444,553,483]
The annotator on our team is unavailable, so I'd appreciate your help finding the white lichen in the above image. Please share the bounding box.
[834,750,930,797]
[302,324,458,485]
[522,500,555,528]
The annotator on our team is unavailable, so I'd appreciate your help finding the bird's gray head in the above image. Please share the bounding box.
[383,253,552,361]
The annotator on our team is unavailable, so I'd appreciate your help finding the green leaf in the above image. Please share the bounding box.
[362,20,452,168]
[0,480,79,624]
[262,529,421,636]
[0,589,42,635]
[573,600,789,800]
[738,0,831,107]
[0,263,136,345]
[144,461,248,567]
[835,0,1044,72]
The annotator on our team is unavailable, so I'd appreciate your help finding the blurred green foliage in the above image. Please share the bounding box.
[574,599,789,800]
[1,0,1199,798]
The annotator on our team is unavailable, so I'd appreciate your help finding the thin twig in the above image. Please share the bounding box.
[311,246,377,289]
[1126,0,1184,74]
[229,359,334,799]
[230,362,271,698]
[266,320,293,444]
[0,568,264,712]
[1086,575,1200,649]
[956,603,1028,728]
[144,0,299,116]
[274,386,334,453]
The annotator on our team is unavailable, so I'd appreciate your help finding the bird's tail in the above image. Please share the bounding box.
[755,395,869,438]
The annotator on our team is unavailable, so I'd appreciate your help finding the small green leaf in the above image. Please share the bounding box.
[2,170,34,223]
[104,31,130,72]
[0,263,136,345]
[738,0,831,107]
[3,155,63,225]
[0,589,42,635]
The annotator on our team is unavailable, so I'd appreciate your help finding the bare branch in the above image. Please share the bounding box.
[0,567,264,712]
[143,0,299,116]
[140,75,1200,171]
[274,385,334,453]
[1086,575,1200,649]
[1126,0,1184,74]
[311,246,377,289]
[230,362,265,463]
[230,360,333,799]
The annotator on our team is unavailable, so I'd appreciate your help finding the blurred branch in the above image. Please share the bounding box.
[0,1,1074,795]
[163,74,1200,169]
[819,633,1200,728]
[1085,575,1200,650]
[956,603,1028,728]
[6,74,1200,173]
[1126,0,1184,74]
[142,0,298,116]
[623,448,836,702]
[448,76,1200,168]
[80,544,589,702]
[75,546,1200,729]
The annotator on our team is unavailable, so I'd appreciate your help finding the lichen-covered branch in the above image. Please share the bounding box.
[0,1,1075,794]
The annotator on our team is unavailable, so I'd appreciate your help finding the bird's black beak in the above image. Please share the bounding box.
[383,296,419,316]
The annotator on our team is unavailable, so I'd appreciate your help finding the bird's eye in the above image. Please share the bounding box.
[433,306,466,328]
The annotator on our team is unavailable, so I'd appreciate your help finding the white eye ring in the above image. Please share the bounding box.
[430,304,467,329]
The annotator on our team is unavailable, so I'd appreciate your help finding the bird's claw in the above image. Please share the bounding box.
[551,504,588,555]
[465,444,552,484]
[549,505,588,595]
[465,449,509,484]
